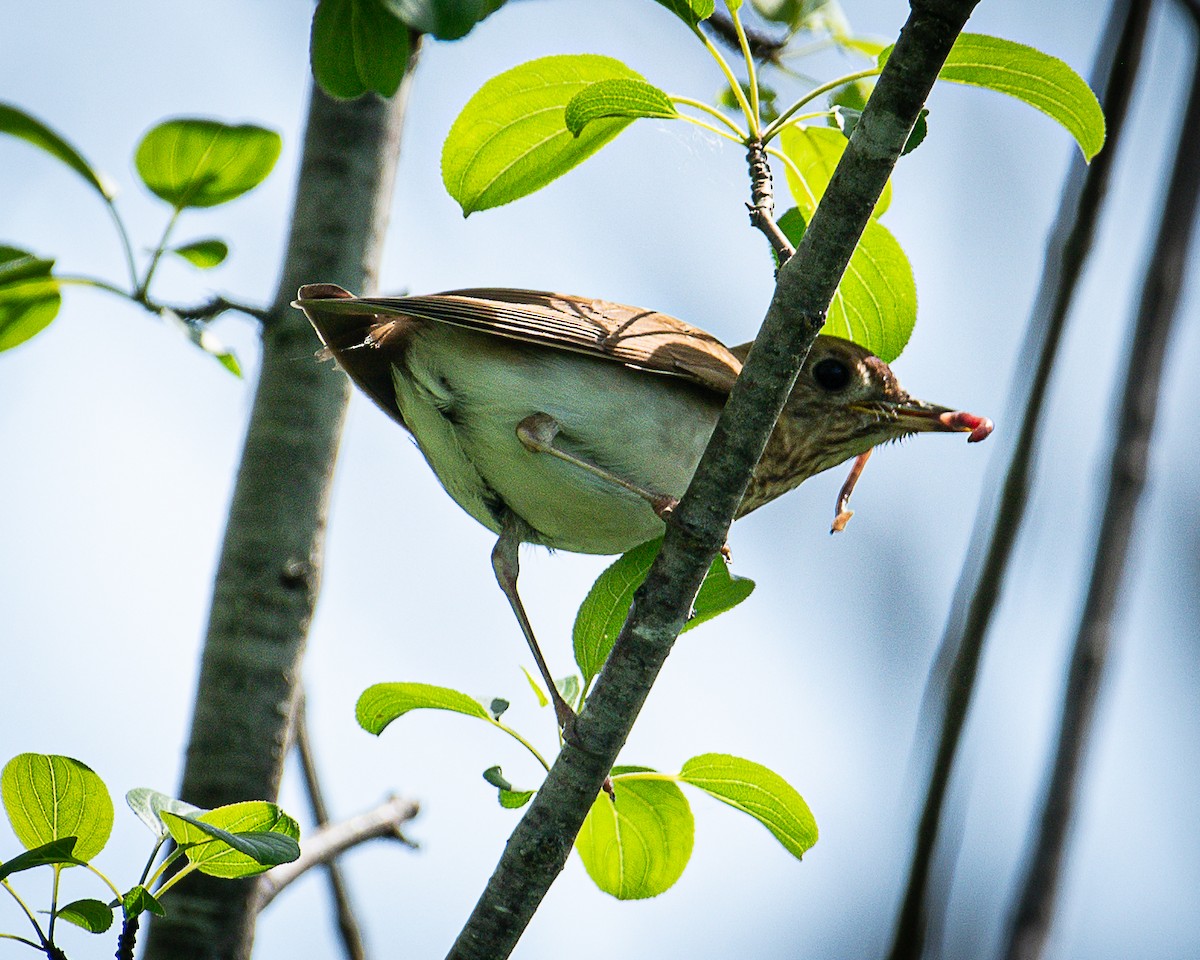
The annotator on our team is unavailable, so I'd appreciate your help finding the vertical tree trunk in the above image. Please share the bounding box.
[144,73,415,960]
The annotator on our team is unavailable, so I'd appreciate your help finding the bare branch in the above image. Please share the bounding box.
[293,693,371,960]
[255,795,420,913]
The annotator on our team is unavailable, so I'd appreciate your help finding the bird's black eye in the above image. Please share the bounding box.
[812,357,851,392]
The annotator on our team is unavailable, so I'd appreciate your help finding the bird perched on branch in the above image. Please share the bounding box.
[296,284,992,726]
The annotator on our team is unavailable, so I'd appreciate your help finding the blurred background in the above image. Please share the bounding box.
[1,0,1197,957]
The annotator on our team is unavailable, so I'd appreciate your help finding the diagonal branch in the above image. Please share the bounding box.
[886,3,1152,957]
[1000,9,1200,959]
[445,2,982,958]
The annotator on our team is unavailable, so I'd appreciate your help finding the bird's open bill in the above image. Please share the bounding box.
[832,404,993,532]
[295,283,993,730]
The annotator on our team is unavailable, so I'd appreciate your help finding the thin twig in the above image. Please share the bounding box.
[445,3,981,957]
[153,294,271,324]
[255,795,420,912]
[886,3,1152,958]
[746,140,796,262]
[1000,9,1200,959]
[294,692,371,960]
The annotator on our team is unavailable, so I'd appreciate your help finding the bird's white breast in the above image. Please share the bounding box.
[392,324,724,554]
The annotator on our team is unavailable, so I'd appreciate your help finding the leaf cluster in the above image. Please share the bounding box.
[0,754,298,958]
[433,1,1104,362]
[357,538,816,899]
[0,106,282,370]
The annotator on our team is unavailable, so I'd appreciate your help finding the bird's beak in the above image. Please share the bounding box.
[853,399,994,443]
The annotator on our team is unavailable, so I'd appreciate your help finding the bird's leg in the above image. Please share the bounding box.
[516,413,679,520]
[831,449,873,534]
[490,513,577,731]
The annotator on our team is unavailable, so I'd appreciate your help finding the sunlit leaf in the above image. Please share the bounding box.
[170,238,229,269]
[357,682,491,735]
[311,0,411,99]
[442,55,645,215]
[825,219,915,362]
[564,78,677,136]
[576,767,693,899]
[135,119,281,209]
[680,753,817,859]
[879,34,1105,160]
[121,885,165,920]
[1,754,113,861]
[55,899,113,934]
[0,247,60,351]
[780,124,891,219]
[161,802,300,879]
[573,539,755,686]
[0,103,114,199]
[125,787,201,839]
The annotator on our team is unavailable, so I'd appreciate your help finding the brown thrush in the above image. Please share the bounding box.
[296,284,992,725]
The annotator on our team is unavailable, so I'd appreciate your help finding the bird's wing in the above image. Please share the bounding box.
[299,286,742,396]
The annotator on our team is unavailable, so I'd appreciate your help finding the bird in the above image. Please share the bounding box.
[295,284,992,726]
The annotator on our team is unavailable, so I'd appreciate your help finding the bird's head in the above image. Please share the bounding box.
[737,335,992,515]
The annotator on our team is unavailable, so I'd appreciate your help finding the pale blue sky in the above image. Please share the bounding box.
[2,1,1198,958]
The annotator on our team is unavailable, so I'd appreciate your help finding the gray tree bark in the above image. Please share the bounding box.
[143,74,415,960]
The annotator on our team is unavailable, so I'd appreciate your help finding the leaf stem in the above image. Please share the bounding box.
[762,68,881,142]
[695,25,757,136]
[1,880,48,947]
[150,861,199,899]
[83,864,122,901]
[670,96,747,138]
[103,198,140,293]
[135,205,183,300]
[491,721,551,774]
[727,5,762,132]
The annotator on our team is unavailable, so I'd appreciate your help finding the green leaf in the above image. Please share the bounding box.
[442,55,646,215]
[120,885,165,920]
[680,753,817,860]
[825,219,915,362]
[0,103,113,199]
[311,0,411,100]
[0,838,87,883]
[902,108,929,155]
[880,34,1104,160]
[135,118,281,209]
[564,78,678,137]
[774,210,915,359]
[389,0,505,39]
[573,539,755,686]
[576,767,694,899]
[482,766,535,809]
[555,675,581,712]
[357,682,491,734]
[169,238,229,269]
[520,667,549,708]
[1,754,113,861]
[940,34,1104,160]
[54,899,113,934]
[0,247,61,351]
[160,802,300,878]
[780,124,891,219]
[651,0,715,27]
[125,788,201,839]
